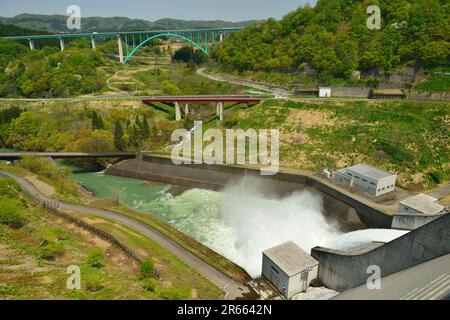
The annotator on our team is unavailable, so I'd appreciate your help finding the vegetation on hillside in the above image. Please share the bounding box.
[221,100,449,190]
[0,14,255,33]
[0,38,111,98]
[0,176,222,300]
[0,103,179,168]
[213,0,450,83]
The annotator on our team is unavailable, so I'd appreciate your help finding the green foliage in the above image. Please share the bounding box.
[0,197,27,229]
[19,156,60,180]
[91,111,105,130]
[142,278,157,292]
[0,38,108,98]
[37,239,65,261]
[0,178,21,197]
[113,120,126,151]
[415,76,450,92]
[172,47,207,66]
[215,0,450,78]
[0,15,254,33]
[139,259,155,279]
[86,248,104,268]
[159,287,189,300]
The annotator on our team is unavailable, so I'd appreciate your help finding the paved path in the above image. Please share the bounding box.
[334,253,450,300]
[0,170,252,300]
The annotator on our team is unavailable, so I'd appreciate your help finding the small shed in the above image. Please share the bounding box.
[399,194,445,215]
[262,241,319,299]
[319,87,332,98]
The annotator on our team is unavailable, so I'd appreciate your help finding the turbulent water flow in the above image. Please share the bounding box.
[70,171,407,278]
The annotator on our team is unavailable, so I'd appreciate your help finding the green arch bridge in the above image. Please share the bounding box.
[4,28,242,63]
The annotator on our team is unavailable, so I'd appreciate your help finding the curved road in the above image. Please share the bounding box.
[0,170,251,300]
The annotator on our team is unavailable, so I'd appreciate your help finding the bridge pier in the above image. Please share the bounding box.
[59,38,65,51]
[185,103,190,116]
[217,102,224,121]
[175,102,182,121]
[219,32,224,42]
[91,37,96,49]
[117,35,124,63]
[29,39,35,51]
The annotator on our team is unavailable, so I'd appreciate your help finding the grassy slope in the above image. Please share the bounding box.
[0,173,223,300]
[109,64,247,96]
[222,99,449,191]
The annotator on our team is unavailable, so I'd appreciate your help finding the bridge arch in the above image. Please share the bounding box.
[124,32,208,63]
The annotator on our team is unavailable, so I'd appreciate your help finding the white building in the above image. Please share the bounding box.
[262,241,319,299]
[398,194,445,215]
[392,194,447,230]
[336,164,397,197]
[319,87,331,98]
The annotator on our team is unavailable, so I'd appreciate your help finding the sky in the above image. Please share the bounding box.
[0,0,315,21]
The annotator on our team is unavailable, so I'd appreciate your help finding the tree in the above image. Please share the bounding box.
[113,120,126,151]
[140,259,155,279]
[91,111,105,130]
[142,115,150,139]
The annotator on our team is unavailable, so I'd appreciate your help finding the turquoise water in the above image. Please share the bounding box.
[68,169,347,277]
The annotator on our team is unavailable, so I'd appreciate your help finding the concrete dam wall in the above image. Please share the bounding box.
[311,213,450,292]
[105,154,393,229]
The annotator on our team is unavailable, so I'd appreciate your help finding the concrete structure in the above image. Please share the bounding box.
[59,38,65,51]
[331,85,371,98]
[105,154,396,229]
[399,194,445,215]
[174,102,182,121]
[91,37,96,49]
[336,164,397,197]
[262,241,319,299]
[319,87,331,98]
[28,39,35,51]
[392,194,447,230]
[117,35,124,63]
[142,96,261,121]
[217,102,224,121]
[334,253,450,300]
[311,212,450,292]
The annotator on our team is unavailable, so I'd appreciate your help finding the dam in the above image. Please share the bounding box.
[70,154,450,293]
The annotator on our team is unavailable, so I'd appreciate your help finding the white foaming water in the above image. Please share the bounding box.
[148,177,408,278]
[218,178,344,277]
[324,229,409,251]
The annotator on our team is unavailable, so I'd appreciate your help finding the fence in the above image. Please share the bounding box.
[36,198,143,264]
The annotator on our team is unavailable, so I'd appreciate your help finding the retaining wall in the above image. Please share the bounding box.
[311,213,450,291]
[105,155,393,229]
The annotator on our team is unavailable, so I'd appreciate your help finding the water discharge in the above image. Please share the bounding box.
[69,170,407,278]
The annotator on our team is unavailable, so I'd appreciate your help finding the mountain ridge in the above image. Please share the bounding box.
[0,13,258,34]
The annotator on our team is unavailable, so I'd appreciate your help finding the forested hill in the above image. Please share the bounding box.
[214,0,450,79]
[0,23,50,37]
[0,14,256,33]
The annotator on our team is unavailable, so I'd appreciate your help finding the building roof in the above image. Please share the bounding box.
[346,164,395,180]
[400,194,445,215]
[263,241,319,277]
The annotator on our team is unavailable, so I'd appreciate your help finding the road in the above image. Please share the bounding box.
[0,170,252,300]
[334,253,450,300]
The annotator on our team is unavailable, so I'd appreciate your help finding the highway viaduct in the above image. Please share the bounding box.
[4,27,242,63]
